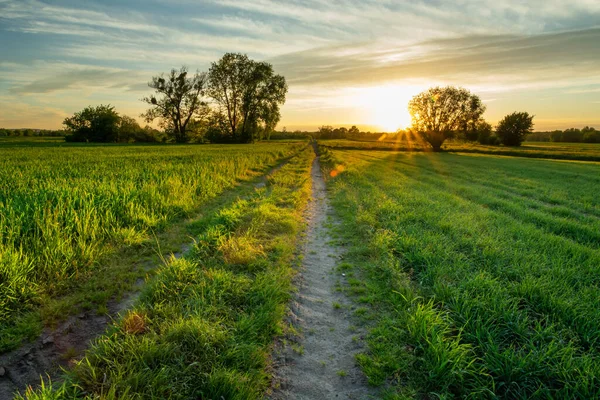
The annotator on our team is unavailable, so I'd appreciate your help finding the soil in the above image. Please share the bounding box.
[270,145,376,399]
[0,301,124,399]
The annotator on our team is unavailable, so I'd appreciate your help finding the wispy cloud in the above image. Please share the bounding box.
[2,0,159,33]
[271,28,600,90]
[9,67,147,95]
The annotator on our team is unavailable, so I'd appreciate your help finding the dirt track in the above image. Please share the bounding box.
[271,144,375,400]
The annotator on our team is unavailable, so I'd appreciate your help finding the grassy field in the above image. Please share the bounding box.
[320,139,600,162]
[19,144,314,399]
[321,148,600,398]
[0,141,304,352]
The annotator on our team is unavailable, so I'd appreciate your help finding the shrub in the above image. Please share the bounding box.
[496,112,534,146]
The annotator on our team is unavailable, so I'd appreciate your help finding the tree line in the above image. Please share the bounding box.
[0,128,65,137]
[526,127,600,143]
[63,53,287,144]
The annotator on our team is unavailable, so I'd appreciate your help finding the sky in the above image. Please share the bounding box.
[1,0,599,132]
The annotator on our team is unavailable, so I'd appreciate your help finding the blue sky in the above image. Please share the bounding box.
[1,0,599,131]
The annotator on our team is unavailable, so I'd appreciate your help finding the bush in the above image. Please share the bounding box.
[496,112,534,147]
[476,121,493,144]
[63,105,120,143]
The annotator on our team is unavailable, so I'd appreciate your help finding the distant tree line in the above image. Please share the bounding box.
[312,106,535,150]
[526,126,600,143]
[314,125,400,141]
[0,128,65,137]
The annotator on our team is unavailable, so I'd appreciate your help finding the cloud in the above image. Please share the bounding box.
[564,87,600,94]
[1,0,159,33]
[9,67,147,95]
[270,28,600,91]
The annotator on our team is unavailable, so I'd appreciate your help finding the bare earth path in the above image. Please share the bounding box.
[271,145,376,400]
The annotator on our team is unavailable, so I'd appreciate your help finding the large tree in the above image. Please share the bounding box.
[207,53,287,143]
[495,112,534,146]
[141,66,207,143]
[63,104,120,142]
[408,86,486,151]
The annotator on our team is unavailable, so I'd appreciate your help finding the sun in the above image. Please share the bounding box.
[352,84,422,132]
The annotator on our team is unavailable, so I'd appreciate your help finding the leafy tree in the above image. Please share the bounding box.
[348,125,360,137]
[118,116,145,142]
[550,130,563,142]
[142,66,207,143]
[582,127,600,143]
[63,104,120,142]
[408,86,486,151]
[475,121,494,144]
[317,125,334,139]
[561,128,582,143]
[495,112,534,146]
[207,53,287,143]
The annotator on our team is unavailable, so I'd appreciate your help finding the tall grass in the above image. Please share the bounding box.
[0,143,303,350]
[322,148,600,398]
[17,145,314,399]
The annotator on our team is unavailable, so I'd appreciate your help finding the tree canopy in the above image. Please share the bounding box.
[496,112,534,146]
[408,86,486,151]
[63,105,161,143]
[63,104,120,142]
[141,66,208,143]
[207,53,287,143]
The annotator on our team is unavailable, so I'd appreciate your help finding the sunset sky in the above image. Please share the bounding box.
[1,0,599,131]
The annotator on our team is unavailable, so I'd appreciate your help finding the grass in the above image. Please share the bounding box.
[0,142,305,352]
[320,139,600,162]
[18,145,314,399]
[321,147,600,398]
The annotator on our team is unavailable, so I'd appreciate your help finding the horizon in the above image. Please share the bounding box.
[1,1,599,131]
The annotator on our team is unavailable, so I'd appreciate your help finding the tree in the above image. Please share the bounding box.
[562,128,582,143]
[118,115,145,142]
[142,66,207,143]
[207,53,287,143]
[63,104,120,142]
[550,130,563,142]
[475,121,494,144]
[582,126,600,143]
[317,125,334,139]
[495,112,534,146]
[408,86,486,151]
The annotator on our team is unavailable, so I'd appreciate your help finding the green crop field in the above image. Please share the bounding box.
[18,145,314,399]
[0,142,304,351]
[321,148,600,398]
[321,139,600,162]
[5,138,600,399]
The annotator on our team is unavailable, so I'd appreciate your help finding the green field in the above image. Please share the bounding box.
[321,139,600,162]
[321,148,600,398]
[5,139,600,399]
[19,145,314,399]
[0,142,304,351]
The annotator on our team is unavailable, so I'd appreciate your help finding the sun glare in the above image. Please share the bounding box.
[353,84,423,132]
